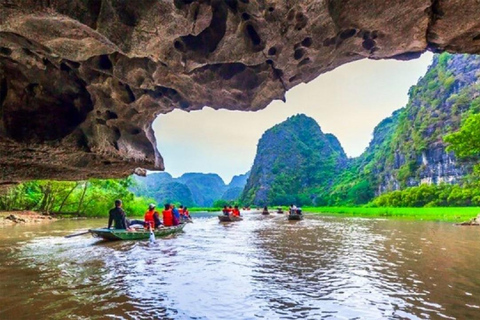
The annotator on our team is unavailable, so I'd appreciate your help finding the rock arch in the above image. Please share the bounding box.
[1,0,479,182]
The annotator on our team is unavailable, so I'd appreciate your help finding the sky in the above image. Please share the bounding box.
[153,52,434,184]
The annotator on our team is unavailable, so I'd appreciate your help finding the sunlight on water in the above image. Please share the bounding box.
[1,214,480,319]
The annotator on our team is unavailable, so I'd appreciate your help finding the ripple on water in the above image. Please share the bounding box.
[1,215,480,319]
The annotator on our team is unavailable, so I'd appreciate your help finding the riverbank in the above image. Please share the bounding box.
[0,211,56,226]
[302,206,480,222]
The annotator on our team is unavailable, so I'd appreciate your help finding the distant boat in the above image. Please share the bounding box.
[287,214,303,221]
[276,208,284,214]
[218,215,243,222]
[89,224,186,241]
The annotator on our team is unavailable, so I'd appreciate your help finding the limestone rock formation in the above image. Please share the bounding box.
[1,0,480,183]
[241,114,347,206]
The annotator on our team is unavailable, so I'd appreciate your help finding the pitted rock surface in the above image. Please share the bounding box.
[1,0,479,183]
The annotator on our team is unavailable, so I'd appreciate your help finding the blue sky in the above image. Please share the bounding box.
[153,52,434,184]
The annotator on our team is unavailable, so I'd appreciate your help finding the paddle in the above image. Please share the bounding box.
[149,225,155,243]
[64,230,90,238]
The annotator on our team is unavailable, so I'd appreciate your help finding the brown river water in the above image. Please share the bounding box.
[1,212,480,320]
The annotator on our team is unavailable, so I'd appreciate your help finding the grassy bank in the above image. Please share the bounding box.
[302,206,480,222]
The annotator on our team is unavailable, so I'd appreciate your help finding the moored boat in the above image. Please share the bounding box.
[287,214,303,221]
[218,215,243,222]
[89,223,186,241]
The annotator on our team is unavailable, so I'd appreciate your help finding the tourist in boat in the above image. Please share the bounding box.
[222,205,229,216]
[262,206,269,214]
[289,204,298,215]
[162,204,173,227]
[144,203,162,229]
[179,205,191,222]
[183,206,191,219]
[171,204,180,226]
[108,199,130,230]
[228,205,234,215]
[232,205,241,217]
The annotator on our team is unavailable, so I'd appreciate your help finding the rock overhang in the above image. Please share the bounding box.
[1,0,479,183]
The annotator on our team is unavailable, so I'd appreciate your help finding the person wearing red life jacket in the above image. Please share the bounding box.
[184,207,190,218]
[162,203,173,227]
[178,205,186,221]
[144,203,161,229]
[178,205,192,222]
[232,205,240,217]
[222,205,229,216]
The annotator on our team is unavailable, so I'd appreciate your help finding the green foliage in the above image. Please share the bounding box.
[444,113,480,158]
[212,199,232,208]
[372,184,480,207]
[327,53,480,206]
[0,178,154,217]
[241,114,347,206]
[304,206,479,222]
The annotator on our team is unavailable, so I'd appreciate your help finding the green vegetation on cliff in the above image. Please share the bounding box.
[328,53,480,206]
[241,114,347,206]
[241,53,480,208]
[131,171,250,207]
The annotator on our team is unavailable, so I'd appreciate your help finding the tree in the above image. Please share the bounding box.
[444,113,480,158]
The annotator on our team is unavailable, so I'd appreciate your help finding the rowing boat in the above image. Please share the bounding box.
[218,215,243,222]
[287,214,304,221]
[89,223,186,241]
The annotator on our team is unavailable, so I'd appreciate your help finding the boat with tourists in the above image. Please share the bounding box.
[89,223,186,241]
[455,214,480,226]
[288,214,304,221]
[218,215,243,222]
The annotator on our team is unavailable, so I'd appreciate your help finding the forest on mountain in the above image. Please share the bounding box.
[131,171,249,207]
[240,114,347,206]
[242,53,480,207]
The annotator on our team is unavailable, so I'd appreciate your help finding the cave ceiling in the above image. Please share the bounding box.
[1,0,480,183]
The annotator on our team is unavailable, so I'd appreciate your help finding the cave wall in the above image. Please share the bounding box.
[1,0,480,183]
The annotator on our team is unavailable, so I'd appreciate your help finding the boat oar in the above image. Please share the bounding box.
[64,230,90,238]
[149,225,155,243]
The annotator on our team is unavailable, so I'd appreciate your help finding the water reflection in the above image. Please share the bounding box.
[0,214,479,319]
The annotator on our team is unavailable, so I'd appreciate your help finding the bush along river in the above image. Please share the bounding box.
[1,212,480,319]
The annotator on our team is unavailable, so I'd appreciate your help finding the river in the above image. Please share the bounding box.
[1,212,479,319]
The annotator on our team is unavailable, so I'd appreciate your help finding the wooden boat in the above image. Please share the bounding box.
[287,214,304,221]
[218,215,243,222]
[455,215,480,226]
[261,211,270,215]
[276,209,284,214]
[89,223,186,241]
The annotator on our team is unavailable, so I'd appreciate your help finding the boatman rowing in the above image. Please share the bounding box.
[108,199,132,230]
